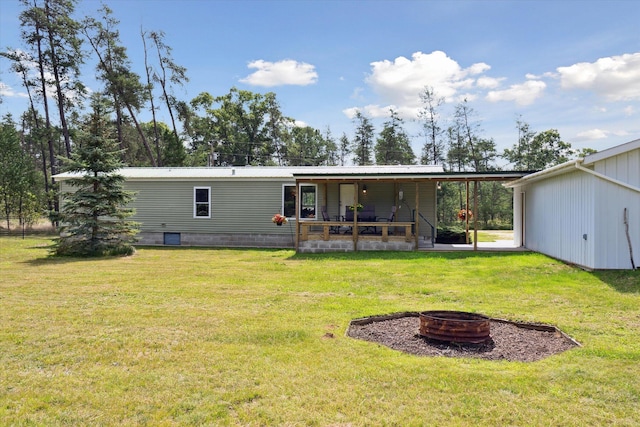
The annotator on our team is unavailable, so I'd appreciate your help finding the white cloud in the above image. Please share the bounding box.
[624,105,636,116]
[342,105,395,120]
[485,80,546,106]
[363,104,397,118]
[363,50,493,113]
[576,129,608,140]
[240,59,318,87]
[0,82,21,98]
[476,76,504,89]
[342,107,359,119]
[557,52,640,101]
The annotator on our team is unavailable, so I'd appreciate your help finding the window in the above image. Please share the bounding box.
[194,187,211,218]
[283,184,317,219]
[163,232,181,245]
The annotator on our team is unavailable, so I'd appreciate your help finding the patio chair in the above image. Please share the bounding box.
[376,206,397,234]
[343,208,354,233]
[321,206,340,234]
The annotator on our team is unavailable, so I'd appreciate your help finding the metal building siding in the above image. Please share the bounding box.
[591,151,640,269]
[593,180,638,269]
[594,147,640,187]
[524,170,595,268]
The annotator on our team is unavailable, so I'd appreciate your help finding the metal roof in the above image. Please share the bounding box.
[53,165,531,182]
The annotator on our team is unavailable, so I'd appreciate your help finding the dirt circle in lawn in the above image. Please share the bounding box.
[347,312,580,362]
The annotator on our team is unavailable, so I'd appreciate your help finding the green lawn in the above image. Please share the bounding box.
[1,237,639,426]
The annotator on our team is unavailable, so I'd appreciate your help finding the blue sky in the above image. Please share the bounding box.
[1,0,639,164]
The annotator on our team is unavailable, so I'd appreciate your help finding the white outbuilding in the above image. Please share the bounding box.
[506,139,640,270]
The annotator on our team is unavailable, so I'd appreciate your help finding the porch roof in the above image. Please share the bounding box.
[293,168,532,182]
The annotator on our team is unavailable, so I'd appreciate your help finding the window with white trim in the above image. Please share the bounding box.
[194,187,211,218]
[282,184,317,219]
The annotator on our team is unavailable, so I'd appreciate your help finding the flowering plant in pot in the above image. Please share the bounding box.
[348,203,364,212]
[272,213,288,226]
[457,209,473,221]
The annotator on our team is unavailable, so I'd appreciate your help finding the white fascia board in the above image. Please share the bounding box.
[582,138,640,166]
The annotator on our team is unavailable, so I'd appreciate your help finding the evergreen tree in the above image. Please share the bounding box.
[338,133,351,166]
[148,30,189,158]
[82,5,156,166]
[375,109,415,165]
[418,86,445,165]
[351,110,374,165]
[53,95,138,257]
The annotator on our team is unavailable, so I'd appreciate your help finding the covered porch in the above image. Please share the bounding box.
[290,167,530,253]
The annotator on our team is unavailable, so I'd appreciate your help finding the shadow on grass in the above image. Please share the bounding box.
[591,269,640,294]
[289,250,534,262]
[23,253,134,266]
[22,242,137,266]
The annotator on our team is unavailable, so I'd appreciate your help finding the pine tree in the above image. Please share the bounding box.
[53,95,138,256]
[375,109,415,165]
[351,110,374,166]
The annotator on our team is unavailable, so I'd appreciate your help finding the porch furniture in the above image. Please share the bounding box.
[360,205,376,221]
[321,206,340,234]
[345,205,377,233]
[376,206,397,234]
[359,205,376,233]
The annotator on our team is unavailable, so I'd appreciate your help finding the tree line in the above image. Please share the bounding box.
[0,0,593,231]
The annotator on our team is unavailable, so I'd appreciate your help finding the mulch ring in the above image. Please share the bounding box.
[347,312,580,362]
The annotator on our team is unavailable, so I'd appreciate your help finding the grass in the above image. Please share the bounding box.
[1,237,639,426]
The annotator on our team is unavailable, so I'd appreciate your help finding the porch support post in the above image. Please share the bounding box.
[414,181,419,249]
[473,180,478,251]
[295,180,300,251]
[353,182,359,251]
[465,180,470,244]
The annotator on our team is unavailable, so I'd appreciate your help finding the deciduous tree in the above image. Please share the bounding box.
[0,115,43,230]
[503,119,574,170]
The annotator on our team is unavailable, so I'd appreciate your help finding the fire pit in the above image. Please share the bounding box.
[419,310,491,343]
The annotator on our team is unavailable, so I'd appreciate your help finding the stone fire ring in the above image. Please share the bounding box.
[346,311,581,362]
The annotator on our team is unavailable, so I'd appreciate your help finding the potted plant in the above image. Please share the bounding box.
[272,213,288,226]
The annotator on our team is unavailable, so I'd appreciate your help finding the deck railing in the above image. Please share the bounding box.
[298,221,415,243]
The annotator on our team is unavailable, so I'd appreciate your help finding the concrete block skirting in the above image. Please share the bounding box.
[137,232,295,249]
[138,232,415,252]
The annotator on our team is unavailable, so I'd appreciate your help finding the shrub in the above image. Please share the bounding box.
[436,225,472,244]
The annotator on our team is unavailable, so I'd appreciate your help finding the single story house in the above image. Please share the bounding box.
[54,165,528,253]
[505,138,640,270]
